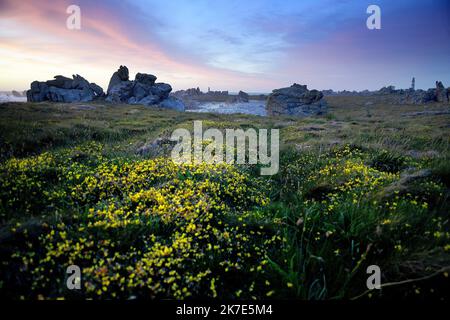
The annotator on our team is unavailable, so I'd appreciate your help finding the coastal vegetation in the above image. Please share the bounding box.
[0,98,449,299]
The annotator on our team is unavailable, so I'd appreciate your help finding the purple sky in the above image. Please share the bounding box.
[0,0,449,92]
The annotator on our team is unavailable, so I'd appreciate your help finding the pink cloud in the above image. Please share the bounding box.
[0,0,277,91]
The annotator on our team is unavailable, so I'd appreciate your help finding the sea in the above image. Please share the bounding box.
[187,100,266,116]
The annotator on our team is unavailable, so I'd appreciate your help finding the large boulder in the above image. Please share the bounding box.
[26,74,103,103]
[72,74,91,90]
[132,82,151,101]
[150,83,172,99]
[46,75,73,89]
[435,81,448,103]
[47,86,93,103]
[230,90,249,103]
[107,65,129,94]
[27,81,49,102]
[237,90,249,102]
[135,73,157,86]
[266,83,327,116]
[105,81,134,103]
[89,83,104,97]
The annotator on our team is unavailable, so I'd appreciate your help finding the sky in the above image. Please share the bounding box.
[0,0,449,92]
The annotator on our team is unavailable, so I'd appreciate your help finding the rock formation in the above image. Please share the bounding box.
[266,83,327,117]
[401,81,448,104]
[378,85,397,95]
[206,90,229,98]
[172,87,202,98]
[11,90,24,97]
[435,81,448,103]
[237,90,249,102]
[321,79,450,105]
[107,65,129,93]
[228,90,249,103]
[27,75,104,103]
[105,66,185,111]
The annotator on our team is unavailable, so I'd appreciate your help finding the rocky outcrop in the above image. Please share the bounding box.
[435,81,448,103]
[401,89,436,104]
[11,90,24,97]
[135,73,157,87]
[171,87,204,109]
[105,81,134,103]
[378,85,397,95]
[322,80,450,104]
[398,81,449,104]
[105,66,185,111]
[172,87,202,99]
[107,65,129,94]
[235,90,249,103]
[89,83,104,97]
[266,83,327,117]
[27,75,104,103]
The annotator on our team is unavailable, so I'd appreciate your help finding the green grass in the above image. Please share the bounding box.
[0,99,449,300]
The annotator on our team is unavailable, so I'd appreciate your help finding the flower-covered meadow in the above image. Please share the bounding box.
[1,142,282,299]
[0,101,449,300]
